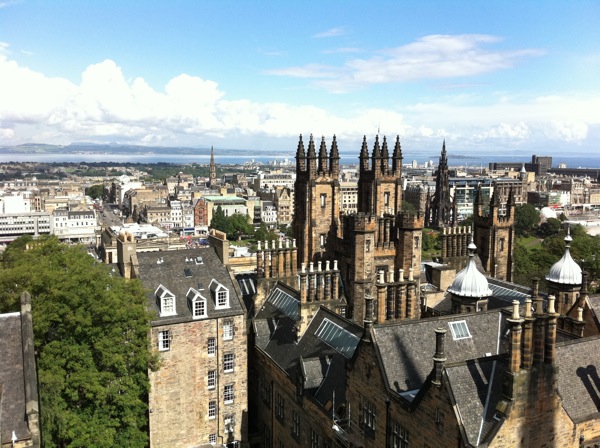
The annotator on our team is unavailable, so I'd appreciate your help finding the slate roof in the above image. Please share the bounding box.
[254,286,363,408]
[556,335,600,422]
[136,248,245,325]
[445,357,507,446]
[0,313,30,444]
[373,310,509,394]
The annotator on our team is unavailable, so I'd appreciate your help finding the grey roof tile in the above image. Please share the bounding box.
[137,248,245,325]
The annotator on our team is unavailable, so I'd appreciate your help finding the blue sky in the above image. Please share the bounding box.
[1,0,599,157]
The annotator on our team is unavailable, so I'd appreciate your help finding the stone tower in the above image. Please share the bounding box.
[357,135,403,216]
[473,184,516,281]
[293,134,341,266]
[209,146,217,187]
[429,141,453,228]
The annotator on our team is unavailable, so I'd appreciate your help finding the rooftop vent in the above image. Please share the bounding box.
[184,268,192,278]
[195,256,204,265]
[156,257,164,264]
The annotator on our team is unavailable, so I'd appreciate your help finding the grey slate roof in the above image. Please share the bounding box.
[0,312,30,445]
[136,248,245,325]
[445,357,507,446]
[556,335,600,422]
[254,286,363,408]
[373,310,509,394]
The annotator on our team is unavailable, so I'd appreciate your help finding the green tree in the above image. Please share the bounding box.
[85,184,105,199]
[515,204,540,236]
[210,205,230,235]
[228,212,254,240]
[0,236,153,448]
[255,222,278,243]
[401,200,416,212]
[538,218,562,237]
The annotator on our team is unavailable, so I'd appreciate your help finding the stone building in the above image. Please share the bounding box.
[343,296,600,447]
[118,231,248,447]
[292,134,423,324]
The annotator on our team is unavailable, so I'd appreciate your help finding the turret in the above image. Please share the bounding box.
[295,134,306,172]
[318,135,328,175]
[329,134,340,178]
[392,135,403,176]
[307,134,317,177]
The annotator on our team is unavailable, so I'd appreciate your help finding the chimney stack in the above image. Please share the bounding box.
[432,328,447,386]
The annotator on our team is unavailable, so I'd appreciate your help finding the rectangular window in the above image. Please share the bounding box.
[162,296,175,315]
[223,320,234,340]
[276,392,285,420]
[224,353,234,372]
[224,384,234,404]
[384,192,390,207]
[320,193,326,208]
[391,421,409,448]
[193,299,205,317]
[292,410,301,438]
[217,290,228,307]
[224,414,235,433]
[208,337,216,356]
[320,234,326,248]
[499,238,505,251]
[158,330,170,351]
[311,429,320,448]
[208,401,216,419]
[262,377,271,407]
[362,398,376,430]
[209,434,216,444]
[208,370,216,389]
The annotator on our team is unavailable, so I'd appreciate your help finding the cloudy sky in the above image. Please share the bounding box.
[1,0,599,157]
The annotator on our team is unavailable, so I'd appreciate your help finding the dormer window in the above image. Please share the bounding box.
[187,288,208,319]
[155,285,177,317]
[210,280,230,309]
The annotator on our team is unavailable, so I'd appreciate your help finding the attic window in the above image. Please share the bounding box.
[449,320,471,340]
[195,256,204,265]
[184,268,192,278]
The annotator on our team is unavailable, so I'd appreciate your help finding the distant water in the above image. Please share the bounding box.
[1,150,599,169]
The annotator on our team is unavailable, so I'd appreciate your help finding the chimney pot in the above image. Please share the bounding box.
[525,297,532,318]
[309,262,314,273]
[399,269,404,282]
[577,307,584,322]
[548,295,556,314]
[512,300,520,319]
[325,260,330,271]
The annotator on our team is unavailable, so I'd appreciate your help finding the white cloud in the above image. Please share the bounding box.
[271,34,544,92]
[0,49,597,154]
[312,27,346,39]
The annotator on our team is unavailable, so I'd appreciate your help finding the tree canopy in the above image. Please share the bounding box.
[514,204,541,236]
[0,236,153,448]
[85,184,105,200]
[210,206,254,240]
[514,224,600,292]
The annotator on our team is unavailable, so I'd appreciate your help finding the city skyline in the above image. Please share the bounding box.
[1,0,599,156]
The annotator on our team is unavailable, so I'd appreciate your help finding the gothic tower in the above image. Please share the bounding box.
[293,134,341,266]
[357,135,403,215]
[429,141,453,228]
[473,184,516,281]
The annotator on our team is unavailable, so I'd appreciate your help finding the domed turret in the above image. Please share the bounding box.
[546,227,582,285]
[448,240,493,299]
[545,226,583,315]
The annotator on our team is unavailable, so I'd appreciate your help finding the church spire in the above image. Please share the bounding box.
[209,146,217,187]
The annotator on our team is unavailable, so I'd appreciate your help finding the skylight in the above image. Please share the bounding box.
[268,287,299,320]
[448,320,471,340]
[315,318,360,358]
